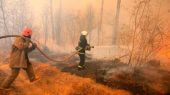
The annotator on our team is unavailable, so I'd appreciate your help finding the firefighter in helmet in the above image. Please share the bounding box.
[76,31,93,70]
[0,27,38,90]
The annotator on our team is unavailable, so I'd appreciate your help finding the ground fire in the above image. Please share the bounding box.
[0,0,170,95]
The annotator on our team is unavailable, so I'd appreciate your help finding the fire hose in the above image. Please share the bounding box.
[0,35,82,63]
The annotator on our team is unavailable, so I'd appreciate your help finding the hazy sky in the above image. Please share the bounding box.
[27,0,169,28]
[27,0,134,26]
[28,0,117,14]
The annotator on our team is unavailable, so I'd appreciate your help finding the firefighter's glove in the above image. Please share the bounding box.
[86,45,91,51]
[32,43,37,48]
[75,46,82,51]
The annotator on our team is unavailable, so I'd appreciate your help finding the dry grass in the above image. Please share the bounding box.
[1,53,169,95]
[0,62,131,95]
[95,60,170,95]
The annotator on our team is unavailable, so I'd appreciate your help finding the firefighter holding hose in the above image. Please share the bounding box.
[76,31,94,70]
[0,27,39,90]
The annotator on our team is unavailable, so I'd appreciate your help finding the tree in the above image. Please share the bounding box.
[0,0,33,48]
[86,5,96,44]
[97,0,104,45]
[118,0,164,65]
[55,0,62,45]
[50,0,55,42]
[112,0,121,44]
[0,0,9,35]
[42,8,49,46]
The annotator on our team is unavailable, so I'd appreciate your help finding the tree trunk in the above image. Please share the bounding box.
[0,0,10,44]
[97,0,104,45]
[112,0,121,45]
[50,0,55,42]
[56,0,62,45]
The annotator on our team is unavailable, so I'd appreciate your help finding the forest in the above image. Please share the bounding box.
[0,0,170,95]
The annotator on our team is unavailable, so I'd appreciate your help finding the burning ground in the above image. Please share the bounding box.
[0,62,130,95]
[0,51,170,95]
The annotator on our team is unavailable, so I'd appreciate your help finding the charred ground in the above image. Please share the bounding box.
[0,51,170,95]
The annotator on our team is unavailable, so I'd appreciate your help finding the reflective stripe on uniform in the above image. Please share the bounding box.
[78,65,83,68]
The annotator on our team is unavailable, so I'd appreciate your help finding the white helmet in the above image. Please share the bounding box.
[81,31,88,36]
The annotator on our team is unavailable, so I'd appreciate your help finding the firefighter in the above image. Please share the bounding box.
[0,27,38,90]
[76,31,91,70]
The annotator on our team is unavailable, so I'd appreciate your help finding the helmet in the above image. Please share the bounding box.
[21,27,32,37]
[81,31,88,36]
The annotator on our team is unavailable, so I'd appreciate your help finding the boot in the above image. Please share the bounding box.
[30,76,40,83]
[77,65,85,70]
